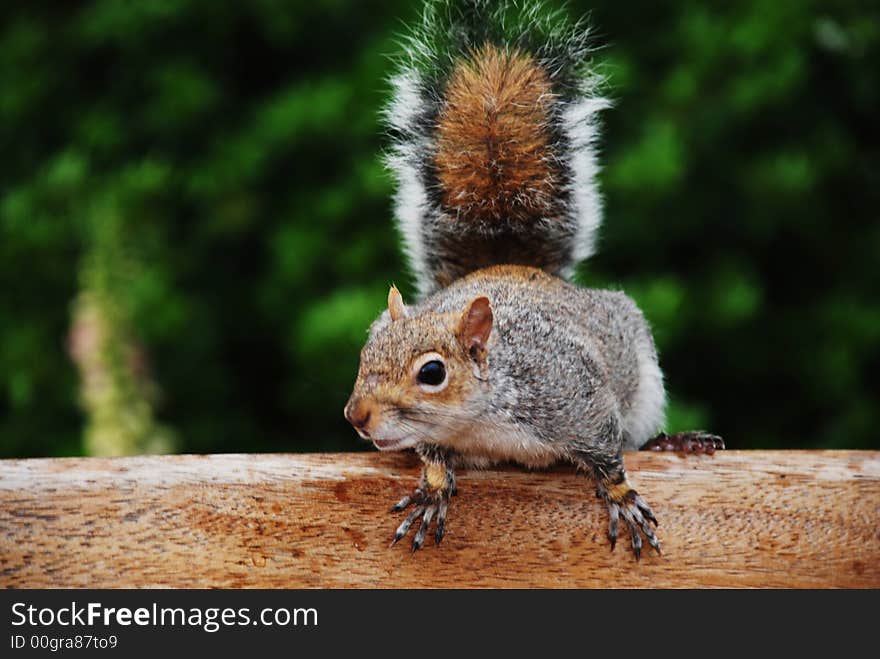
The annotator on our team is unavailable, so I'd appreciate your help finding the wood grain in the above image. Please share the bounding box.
[1,451,878,588]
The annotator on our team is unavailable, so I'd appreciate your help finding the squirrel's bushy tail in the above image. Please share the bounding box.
[385,0,610,297]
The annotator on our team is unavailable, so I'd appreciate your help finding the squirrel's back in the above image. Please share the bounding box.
[385,0,609,297]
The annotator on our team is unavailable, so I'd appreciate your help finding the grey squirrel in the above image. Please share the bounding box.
[344,0,722,559]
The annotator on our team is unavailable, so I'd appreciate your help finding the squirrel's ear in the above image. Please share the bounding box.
[457,296,493,362]
[388,285,408,322]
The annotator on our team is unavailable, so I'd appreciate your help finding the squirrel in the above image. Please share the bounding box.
[344,0,723,559]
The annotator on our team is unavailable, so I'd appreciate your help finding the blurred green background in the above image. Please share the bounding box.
[1,0,877,458]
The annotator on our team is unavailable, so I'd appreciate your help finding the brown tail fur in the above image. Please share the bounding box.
[435,44,559,224]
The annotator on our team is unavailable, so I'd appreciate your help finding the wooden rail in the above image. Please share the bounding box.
[1,451,877,588]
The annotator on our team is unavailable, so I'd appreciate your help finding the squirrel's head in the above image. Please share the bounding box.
[344,285,493,451]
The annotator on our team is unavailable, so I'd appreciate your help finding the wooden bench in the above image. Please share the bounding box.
[1,450,877,588]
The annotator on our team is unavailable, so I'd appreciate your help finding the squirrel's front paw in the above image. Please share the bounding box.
[389,463,455,552]
[597,477,660,561]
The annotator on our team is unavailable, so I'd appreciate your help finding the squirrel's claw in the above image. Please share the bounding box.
[390,494,413,513]
[599,481,661,560]
[391,505,425,547]
[607,500,619,551]
[411,506,435,552]
[389,464,455,552]
[389,489,450,552]
[435,497,449,544]
[641,431,725,454]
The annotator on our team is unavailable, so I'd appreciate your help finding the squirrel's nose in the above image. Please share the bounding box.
[344,398,374,436]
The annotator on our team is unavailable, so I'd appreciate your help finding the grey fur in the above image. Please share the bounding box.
[351,266,668,556]
[360,266,665,465]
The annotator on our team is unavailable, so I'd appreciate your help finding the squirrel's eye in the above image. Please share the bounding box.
[417,360,446,386]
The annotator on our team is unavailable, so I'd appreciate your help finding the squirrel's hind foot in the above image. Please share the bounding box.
[390,462,455,552]
[641,431,724,454]
[597,476,661,561]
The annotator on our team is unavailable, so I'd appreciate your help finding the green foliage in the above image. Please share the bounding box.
[0,0,877,457]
